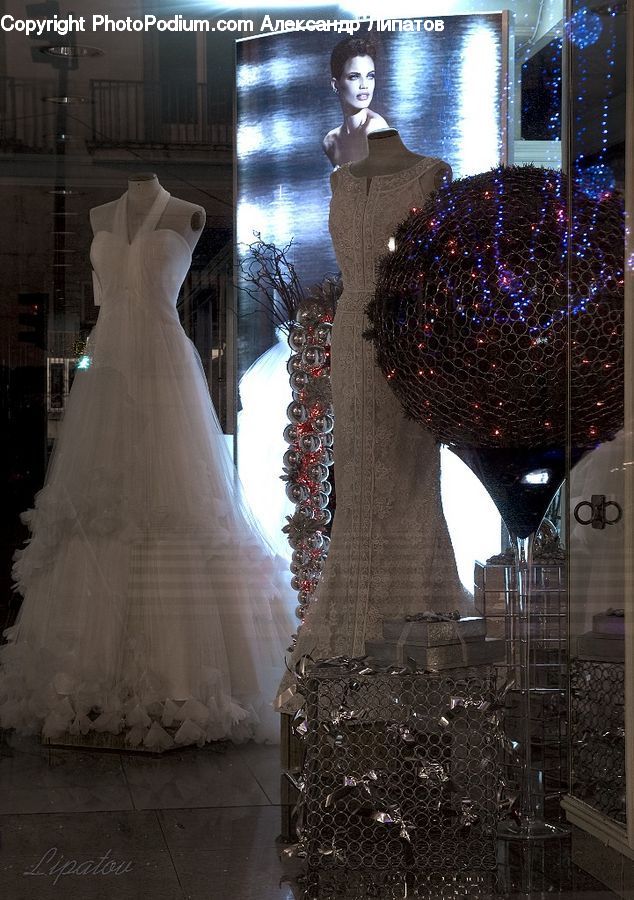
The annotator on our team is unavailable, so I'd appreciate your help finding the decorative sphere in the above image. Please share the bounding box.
[290,371,309,392]
[367,165,624,537]
[286,353,303,375]
[299,433,321,453]
[306,531,324,550]
[302,345,326,368]
[289,327,308,352]
[292,549,311,566]
[566,7,603,48]
[283,449,300,470]
[312,508,332,526]
[287,401,308,424]
[315,322,333,344]
[307,463,329,483]
[369,166,623,452]
[283,423,299,444]
[296,301,324,327]
[285,482,309,503]
[320,448,334,467]
[313,414,334,434]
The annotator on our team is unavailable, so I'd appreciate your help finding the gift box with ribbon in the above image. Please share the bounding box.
[592,608,625,637]
[365,637,505,670]
[382,614,487,646]
[364,611,503,670]
[577,632,624,661]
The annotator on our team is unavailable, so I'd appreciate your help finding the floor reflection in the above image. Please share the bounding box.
[0,731,619,899]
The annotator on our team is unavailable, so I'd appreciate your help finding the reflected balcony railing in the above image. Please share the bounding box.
[89,79,232,148]
[0,76,56,153]
[0,77,232,153]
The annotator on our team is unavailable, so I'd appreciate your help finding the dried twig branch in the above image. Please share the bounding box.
[238,234,306,335]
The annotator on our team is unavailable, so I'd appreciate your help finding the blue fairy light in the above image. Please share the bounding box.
[576,164,616,200]
[567,8,603,49]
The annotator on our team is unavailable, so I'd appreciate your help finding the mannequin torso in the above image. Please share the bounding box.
[349,128,451,190]
[89,173,206,252]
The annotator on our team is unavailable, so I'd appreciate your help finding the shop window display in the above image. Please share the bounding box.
[0,2,629,898]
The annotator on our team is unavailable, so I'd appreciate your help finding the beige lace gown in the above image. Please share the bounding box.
[279,157,472,706]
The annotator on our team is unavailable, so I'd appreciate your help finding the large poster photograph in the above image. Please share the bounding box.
[235,13,509,577]
[236,14,509,298]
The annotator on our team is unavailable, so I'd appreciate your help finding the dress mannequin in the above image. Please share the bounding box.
[277,129,471,711]
[90,173,205,251]
[0,175,296,748]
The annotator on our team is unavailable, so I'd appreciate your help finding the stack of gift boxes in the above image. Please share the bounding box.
[577,609,624,661]
[364,613,504,669]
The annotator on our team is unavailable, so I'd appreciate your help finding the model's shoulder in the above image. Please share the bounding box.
[323,129,341,167]
[365,111,389,131]
[322,127,341,150]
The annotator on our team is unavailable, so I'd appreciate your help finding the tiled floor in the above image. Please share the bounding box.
[0,731,618,899]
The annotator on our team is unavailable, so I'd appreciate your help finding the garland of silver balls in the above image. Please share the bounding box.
[282,279,340,644]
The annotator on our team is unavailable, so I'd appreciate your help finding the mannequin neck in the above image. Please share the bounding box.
[127,174,162,202]
[350,129,423,177]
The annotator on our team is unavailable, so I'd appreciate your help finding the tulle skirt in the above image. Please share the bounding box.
[0,297,295,748]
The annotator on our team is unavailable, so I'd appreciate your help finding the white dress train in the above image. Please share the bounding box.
[237,328,295,561]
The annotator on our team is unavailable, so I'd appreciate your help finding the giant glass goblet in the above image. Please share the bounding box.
[366,165,624,839]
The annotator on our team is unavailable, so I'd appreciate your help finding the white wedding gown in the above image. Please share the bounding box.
[278,158,474,708]
[0,187,295,748]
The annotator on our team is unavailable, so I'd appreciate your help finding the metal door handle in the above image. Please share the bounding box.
[573,494,622,530]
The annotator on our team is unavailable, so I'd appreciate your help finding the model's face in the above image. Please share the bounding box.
[333,55,376,110]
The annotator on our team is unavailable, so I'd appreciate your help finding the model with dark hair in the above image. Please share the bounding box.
[323,36,389,167]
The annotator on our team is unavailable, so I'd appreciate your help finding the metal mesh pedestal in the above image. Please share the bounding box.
[571,658,625,823]
[302,667,501,872]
